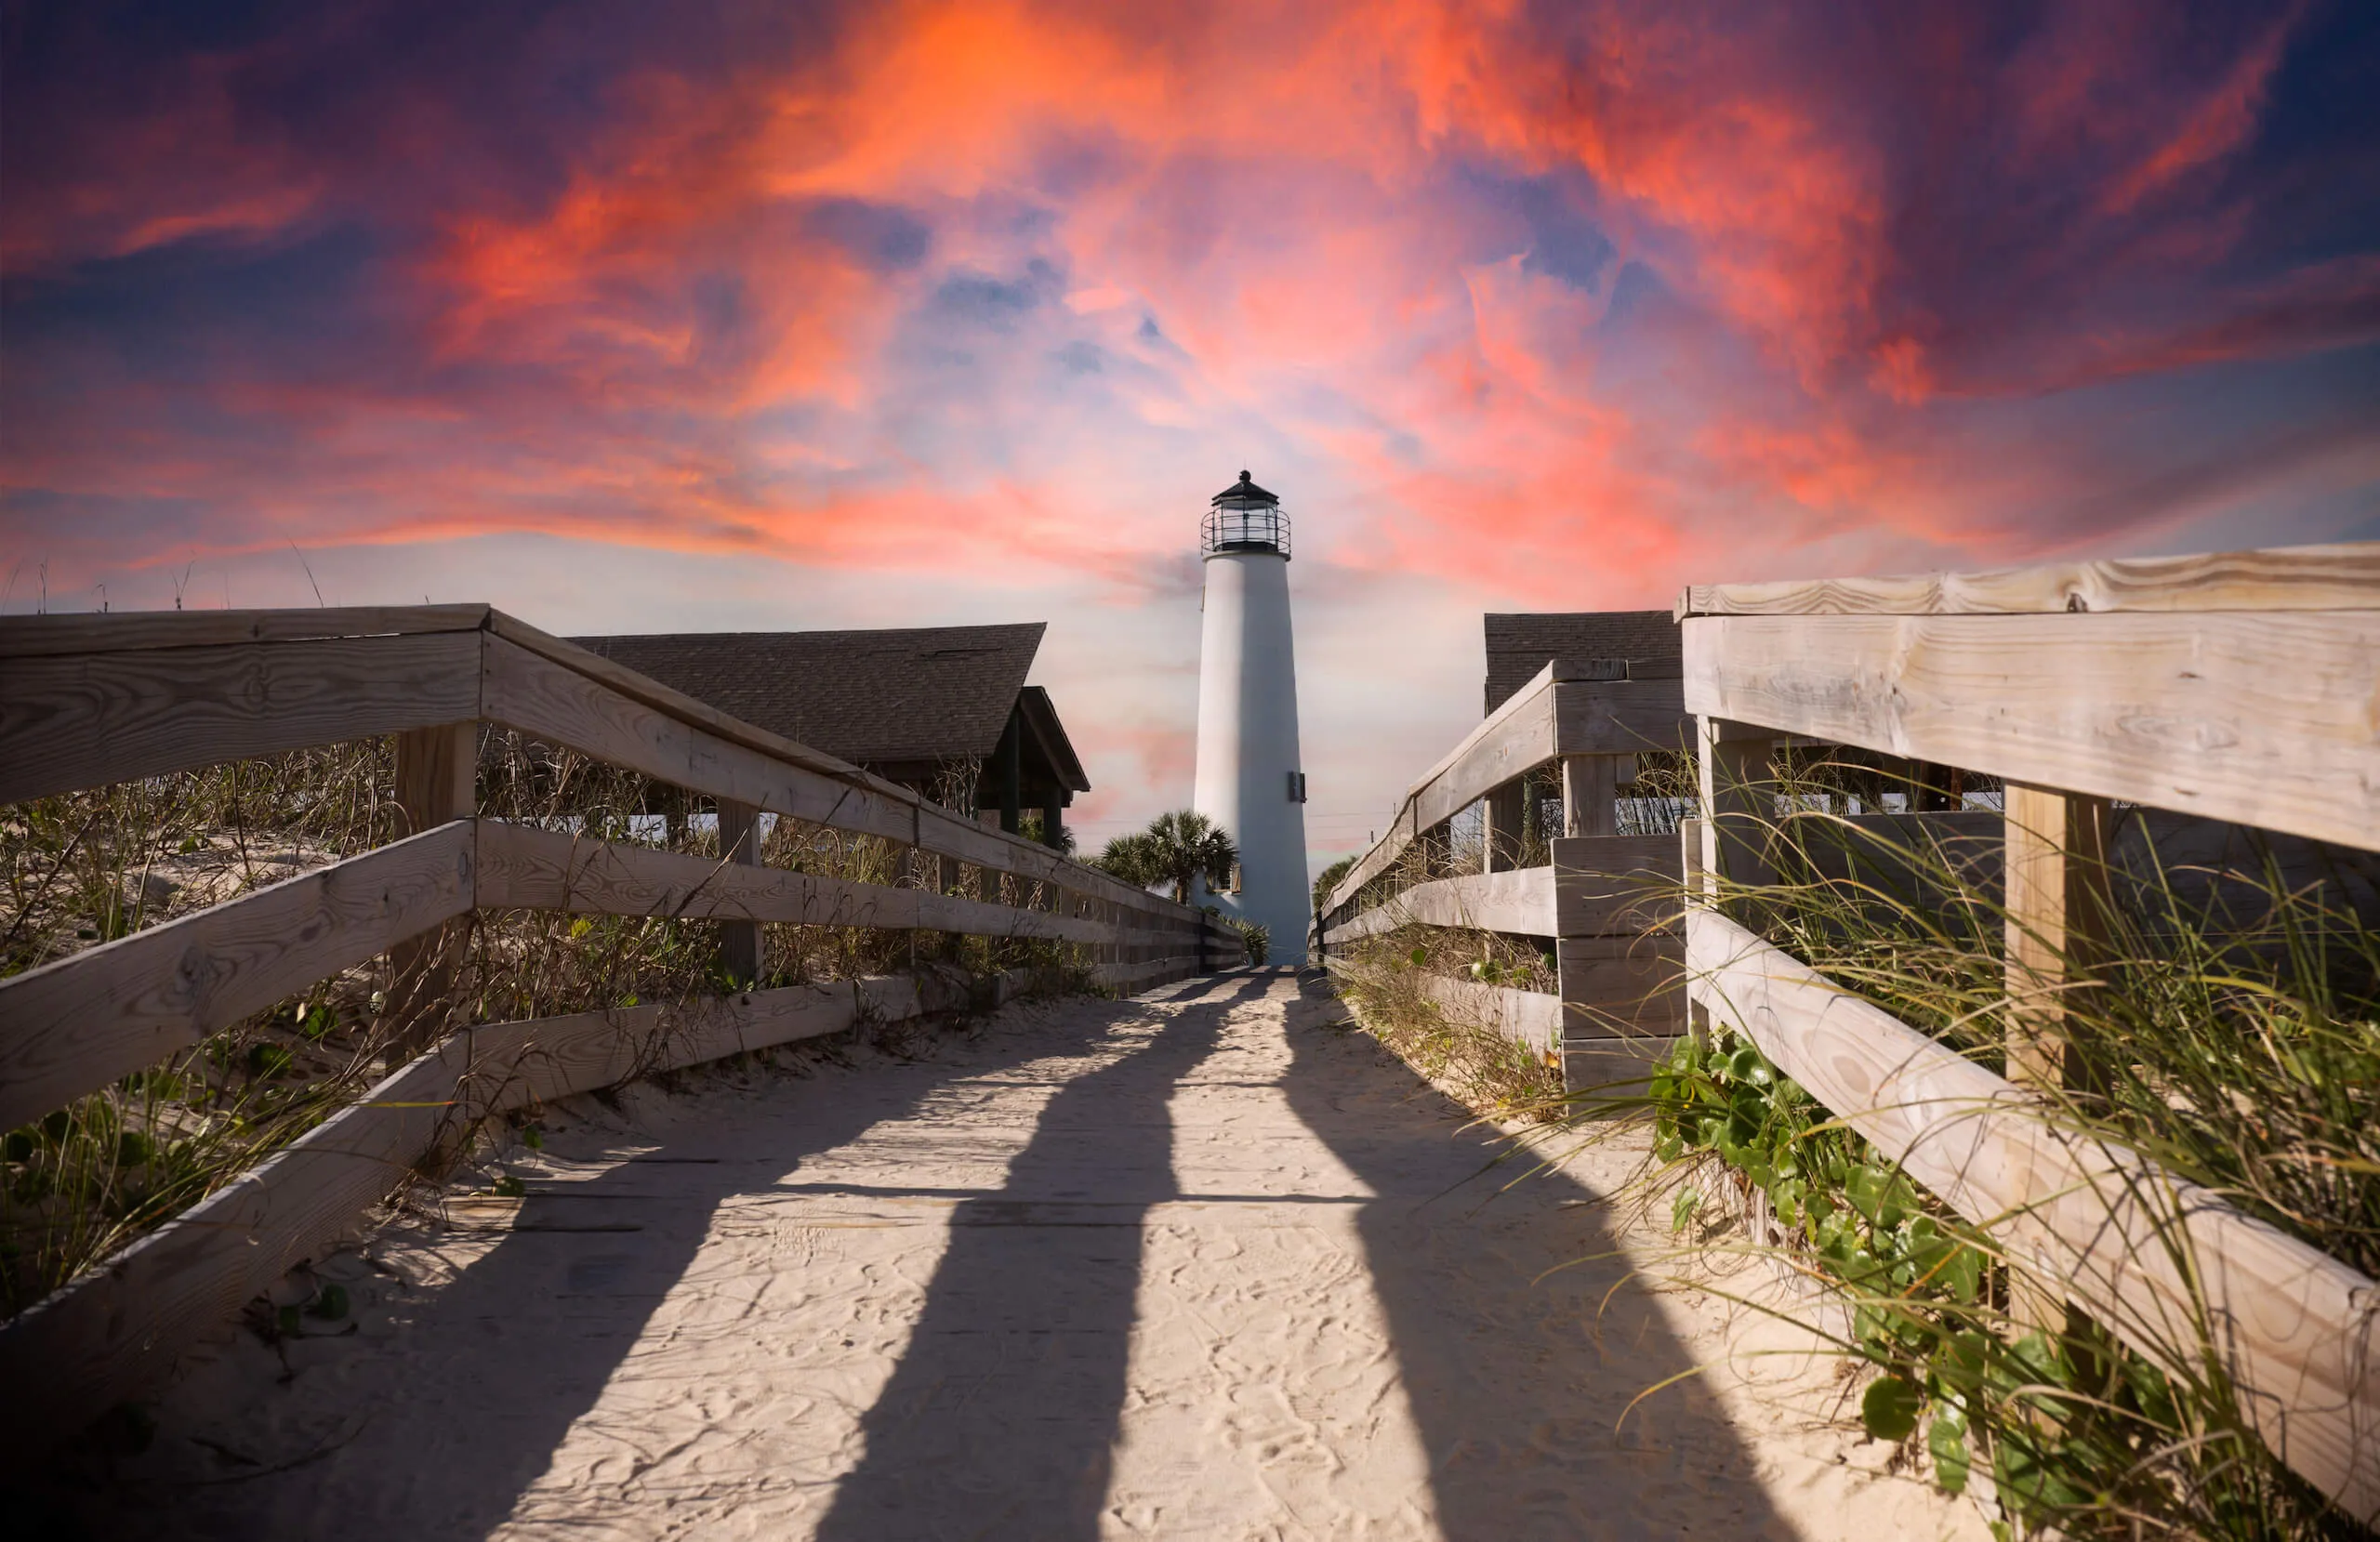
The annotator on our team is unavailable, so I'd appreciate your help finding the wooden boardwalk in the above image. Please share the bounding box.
[58,972,1981,1540]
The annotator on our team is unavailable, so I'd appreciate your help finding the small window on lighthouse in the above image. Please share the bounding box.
[1288,771,1308,803]
[1228,862,1243,894]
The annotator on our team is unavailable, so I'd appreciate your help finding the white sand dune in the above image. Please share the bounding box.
[79,971,1987,1540]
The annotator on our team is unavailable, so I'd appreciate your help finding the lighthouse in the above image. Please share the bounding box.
[1193,470,1311,966]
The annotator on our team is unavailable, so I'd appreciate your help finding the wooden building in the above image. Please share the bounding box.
[571,623,1090,846]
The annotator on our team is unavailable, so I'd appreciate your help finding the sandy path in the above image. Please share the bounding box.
[77,972,1985,1540]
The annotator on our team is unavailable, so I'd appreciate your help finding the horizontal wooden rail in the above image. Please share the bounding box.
[0,822,477,1131]
[0,631,483,805]
[0,971,996,1451]
[0,603,496,659]
[1683,611,2380,853]
[1324,867,1554,944]
[1414,971,1561,1057]
[1323,662,1690,916]
[1686,907,2380,1522]
[0,601,1228,1463]
[479,630,1189,928]
[0,606,1201,936]
[1676,540,2380,620]
[476,823,1112,944]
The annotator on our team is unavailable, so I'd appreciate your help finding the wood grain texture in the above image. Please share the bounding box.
[474,822,1107,943]
[1410,671,1563,833]
[1684,612,2380,853]
[1557,933,1686,1038]
[0,822,477,1131]
[1686,908,2380,1522]
[1551,679,1693,758]
[1552,835,1681,937]
[388,722,477,1057]
[1414,970,1563,1057]
[1677,541,2380,619]
[0,631,484,803]
[0,973,938,1454]
[0,604,491,659]
[2003,784,2115,1096]
[1322,866,1556,944]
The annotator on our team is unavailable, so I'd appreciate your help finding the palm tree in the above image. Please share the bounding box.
[1092,830,1164,888]
[1094,811,1237,904]
[1144,810,1236,904]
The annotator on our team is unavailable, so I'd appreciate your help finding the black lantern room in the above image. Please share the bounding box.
[1200,469,1290,559]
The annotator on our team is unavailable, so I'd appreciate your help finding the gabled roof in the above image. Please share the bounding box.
[1483,610,1680,713]
[571,624,1068,776]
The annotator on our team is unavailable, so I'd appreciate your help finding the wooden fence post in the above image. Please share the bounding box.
[1561,755,1629,838]
[2003,780,2116,1334]
[1695,718,1778,893]
[940,853,963,961]
[716,799,762,988]
[389,722,475,1057]
[1485,781,1526,872]
[2003,783,2114,1090]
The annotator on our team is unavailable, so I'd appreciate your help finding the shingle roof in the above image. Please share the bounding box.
[571,624,1052,769]
[1483,611,1680,713]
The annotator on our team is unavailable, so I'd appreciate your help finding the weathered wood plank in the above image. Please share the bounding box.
[1552,679,1692,758]
[1409,670,1562,833]
[1093,956,1207,992]
[388,722,477,1056]
[1686,908,2380,1522]
[1557,933,1686,1038]
[1414,970,1563,1058]
[1551,835,1679,937]
[492,618,1190,928]
[480,633,1193,924]
[1322,866,1556,944]
[0,973,928,1453]
[1483,781,1526,873]
[0,604,492,659]
[474,822,1107,943]
[1323,670,1691,923]
[715,798,763,985]
[1677,541,2380,620]
[1696,717,1779,894]
[0,822,477,1131]
[0,631,484,804]
[2003,784,2116,1095]
[1327,666,1563,914]
[1686,611,2380,854]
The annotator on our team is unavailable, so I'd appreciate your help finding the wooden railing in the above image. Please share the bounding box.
[0,604,1227,1445]
[1314,657,1690,1085]
[1677,541,2380,1523]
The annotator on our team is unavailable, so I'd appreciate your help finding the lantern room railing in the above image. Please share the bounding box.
[1201,503,1291,559]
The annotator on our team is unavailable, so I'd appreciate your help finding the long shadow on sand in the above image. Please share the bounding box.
[105,980,1242,1541]
[810,974,1266,1539]
[1276,972,1796,1541]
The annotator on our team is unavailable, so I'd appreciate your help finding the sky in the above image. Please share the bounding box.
[5,0,2379,868]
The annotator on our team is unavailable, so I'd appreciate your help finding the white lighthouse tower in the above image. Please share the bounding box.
[1193,470,1311,966]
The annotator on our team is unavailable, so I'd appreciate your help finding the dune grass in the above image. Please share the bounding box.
[1603,759,2380,1540]
[1,731,1094,1317]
